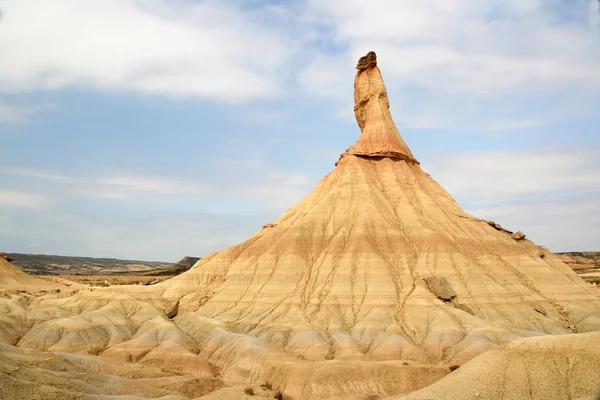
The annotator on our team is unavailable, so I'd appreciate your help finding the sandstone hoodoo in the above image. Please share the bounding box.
[2,52,600,400]
[159,51,600,364]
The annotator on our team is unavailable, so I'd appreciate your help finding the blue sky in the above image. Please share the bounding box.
[1,0,599,261]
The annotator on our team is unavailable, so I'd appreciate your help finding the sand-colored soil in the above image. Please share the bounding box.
[393,332,600,400]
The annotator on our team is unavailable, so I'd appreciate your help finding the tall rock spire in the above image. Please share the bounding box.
[338,51,417,165]
[106,49,600,397]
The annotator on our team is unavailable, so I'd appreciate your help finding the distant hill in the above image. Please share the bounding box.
[6,253,175,276]
[173,256,200,270]
[556,251,600,272]
[556,252,600,286]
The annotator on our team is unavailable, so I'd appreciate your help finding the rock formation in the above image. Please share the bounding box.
[173,256,201,271]
[157,52,600,368]
[0,252,15,262]
[2,51,600,400]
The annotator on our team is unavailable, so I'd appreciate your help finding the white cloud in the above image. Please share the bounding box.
[422,145,600,251]
[424,147,600,200]
[0,0,292,101]
[0,189,50,208]
[305,0,600,94]
[94,176,208,196]
[5,168,77,183]
[300,0,600,130]
[2,159,313,212]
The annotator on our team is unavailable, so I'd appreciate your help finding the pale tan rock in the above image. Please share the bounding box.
[511,231,526,241]
[157,55,600,367]
[336,58,417,165]
[2,51,600,400]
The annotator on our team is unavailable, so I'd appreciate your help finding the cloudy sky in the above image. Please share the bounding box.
[1,0,599,261]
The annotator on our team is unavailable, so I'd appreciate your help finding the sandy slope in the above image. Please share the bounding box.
[0,256,68,290]
[0,343,222,400]
[391,332,600,400]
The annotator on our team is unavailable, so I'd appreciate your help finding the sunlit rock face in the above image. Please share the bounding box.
[2,52,600,400]
[159,52,600,357]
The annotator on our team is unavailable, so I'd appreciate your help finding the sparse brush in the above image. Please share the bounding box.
[261,382,273,390]
[244,387,255,396]
[274,391,283,400]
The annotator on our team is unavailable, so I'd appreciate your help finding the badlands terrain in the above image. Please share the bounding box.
[1,52,600,400]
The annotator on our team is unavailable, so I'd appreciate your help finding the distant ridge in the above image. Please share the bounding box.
[7,252,174,275]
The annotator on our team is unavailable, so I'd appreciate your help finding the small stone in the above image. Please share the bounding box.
[166,300,179,319]
[511,231,526,241]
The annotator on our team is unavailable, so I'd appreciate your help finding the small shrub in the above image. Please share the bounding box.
[261,382,273,390]
[449,365,460,372]
[244,387,255,396]
[274,391,284,400]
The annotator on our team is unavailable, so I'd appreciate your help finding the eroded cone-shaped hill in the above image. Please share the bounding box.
[157,52,600,364]
[3,52,600,400]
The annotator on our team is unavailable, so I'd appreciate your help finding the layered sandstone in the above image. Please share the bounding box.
[2,52,600,400]
[337,51,417,164]
[156,53,600,367]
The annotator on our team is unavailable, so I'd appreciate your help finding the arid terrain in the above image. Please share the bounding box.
[557,252,600,287]
[1,53,599,400]
[7,253,176,275]
[5,253,197,287]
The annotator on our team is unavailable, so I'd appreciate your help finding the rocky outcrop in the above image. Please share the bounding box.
[557,252,600,272]
[356,50,378,70]
[511,231,526,241]
[166,300,179,319]
[485,220,514,234]
[336,51,418,165]
[173,256,200,271]
[0,252,15,262]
